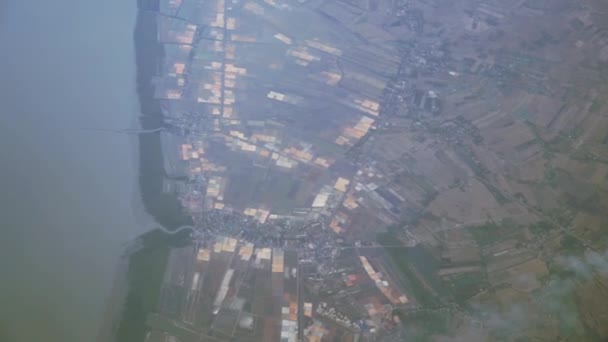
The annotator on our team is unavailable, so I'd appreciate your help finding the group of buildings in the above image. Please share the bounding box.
[152,0,405,230]
[144,234,412,342]
[139,0,608,340]
[143,0,420,340]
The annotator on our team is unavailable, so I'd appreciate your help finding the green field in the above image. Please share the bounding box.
[466,220,522,247]
[443,272,487,304]
[115,229,191,342]
[590,99,604,113]
[378,231,445,307]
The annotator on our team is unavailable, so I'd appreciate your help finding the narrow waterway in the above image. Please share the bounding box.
[0,1,153,341]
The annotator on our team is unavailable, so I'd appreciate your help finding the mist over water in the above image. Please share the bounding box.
[0,1,151,341]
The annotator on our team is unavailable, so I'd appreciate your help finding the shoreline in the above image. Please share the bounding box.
[133,0,192,231]
[100,2,194,341]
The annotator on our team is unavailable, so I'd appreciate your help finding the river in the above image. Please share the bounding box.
[0,1,153,341]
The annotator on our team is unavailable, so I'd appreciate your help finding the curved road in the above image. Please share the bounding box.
[156,225,196,235]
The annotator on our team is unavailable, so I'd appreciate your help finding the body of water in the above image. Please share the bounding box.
[0,1,152,341]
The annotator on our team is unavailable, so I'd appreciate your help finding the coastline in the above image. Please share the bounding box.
[134,0,192,230]
[101,2,194,341]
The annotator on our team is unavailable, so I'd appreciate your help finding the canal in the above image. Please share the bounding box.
[0,1,153,341]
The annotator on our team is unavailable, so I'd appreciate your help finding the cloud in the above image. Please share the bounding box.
[556,250,608,280]
[461,250,608,339]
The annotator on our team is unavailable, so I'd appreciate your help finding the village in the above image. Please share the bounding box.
[142,0,608,340]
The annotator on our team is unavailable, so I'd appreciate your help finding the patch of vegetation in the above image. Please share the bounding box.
[115,229,192,342]
[565,192,607,216]
[378,233,442,307]
[453,143,490,179]
[449,177,467,191]
[135,8,193,230]
[589,98,604,113]
[543,261,608,341]
[146,313,201,342]
[602,132,608,145]
[566,125,584,140]
[544,167,559,187]
[559,235,586,255]
[467,222,501,246]
[544,126,582,154]
[466,220,520,247]
[572,148,608,164]
[528,220,556,236]
[401,153,418,166]
[557,295,584,337]
[545,207,575,227]
[514,139,537,152]
[484,182,510,205]
[444,272,487,304]
[413,174,437,196]
[397,310,452,341]
[547,260,576,279]
[524,121,556,157]
[514,192,528,204]
[515,106,535,121]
